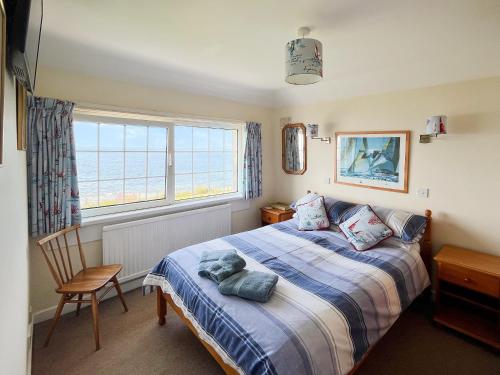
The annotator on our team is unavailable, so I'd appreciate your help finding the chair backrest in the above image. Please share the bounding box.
[37,225,87,289]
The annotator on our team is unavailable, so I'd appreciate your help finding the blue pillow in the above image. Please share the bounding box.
[323,197,363,225]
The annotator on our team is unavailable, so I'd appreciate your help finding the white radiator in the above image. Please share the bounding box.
[103,204,232,282]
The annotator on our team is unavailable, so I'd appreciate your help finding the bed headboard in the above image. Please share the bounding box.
[420,209,433,275]
[305,191,433,274]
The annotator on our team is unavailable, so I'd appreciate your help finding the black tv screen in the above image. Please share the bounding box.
[8,0,43,93]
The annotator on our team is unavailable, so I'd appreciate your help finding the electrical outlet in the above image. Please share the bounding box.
[417,187,429,198]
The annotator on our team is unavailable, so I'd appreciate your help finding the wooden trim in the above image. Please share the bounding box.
[158,287,239,375]
[75,226,87,270]
[36,224,81,246]
[346,346,374,375]
[282,123,307,175]
[38,242,63,289]
[435,245,500,278]
[157,286,166,326]
[334,131,410,193]
[421,209,433,274]
[433,245,500,349]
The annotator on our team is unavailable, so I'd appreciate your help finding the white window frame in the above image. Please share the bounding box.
[74,109,245,219]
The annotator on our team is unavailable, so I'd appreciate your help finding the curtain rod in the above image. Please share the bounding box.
[74,101,247,125]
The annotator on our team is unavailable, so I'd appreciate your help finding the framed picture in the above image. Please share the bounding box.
[0,0,5,166]
[335,131,410,193]
[16,81,27,150]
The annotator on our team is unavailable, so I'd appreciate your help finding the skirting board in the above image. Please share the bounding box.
[32,277,144,324]
[27,322,33,375]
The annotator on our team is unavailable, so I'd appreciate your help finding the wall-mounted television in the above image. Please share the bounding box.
[7,0,43,93]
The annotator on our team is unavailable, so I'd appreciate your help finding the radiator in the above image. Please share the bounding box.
[102,204,232,282]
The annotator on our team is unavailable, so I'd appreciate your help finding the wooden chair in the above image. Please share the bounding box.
[37,224,128,351]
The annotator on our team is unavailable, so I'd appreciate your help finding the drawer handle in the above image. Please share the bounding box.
[463,277,471,283]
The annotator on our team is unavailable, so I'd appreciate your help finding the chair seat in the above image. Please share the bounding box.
[57,264,122,293]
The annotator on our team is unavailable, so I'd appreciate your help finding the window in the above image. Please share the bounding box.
[74,111,243,216]
[75,121,168,209]
[174,125,238,200]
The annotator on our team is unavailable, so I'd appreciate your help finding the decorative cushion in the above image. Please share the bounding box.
[291,194,363,225]
[339,205,393,250]
[295,196,330,231]
[372,206,427,243]
[290,192,320,209]
[291,194,427,242]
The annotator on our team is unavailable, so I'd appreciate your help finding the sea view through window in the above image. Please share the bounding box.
[74,113,241,215]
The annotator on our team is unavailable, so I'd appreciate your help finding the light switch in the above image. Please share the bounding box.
[324,177,331,184]
[417,187,429,198]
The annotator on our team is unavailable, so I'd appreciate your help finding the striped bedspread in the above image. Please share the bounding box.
[143,219,430,375]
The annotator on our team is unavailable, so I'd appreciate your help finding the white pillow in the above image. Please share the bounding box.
[339,205,393,250]
[296,196,330,231]
[291,192,320,210]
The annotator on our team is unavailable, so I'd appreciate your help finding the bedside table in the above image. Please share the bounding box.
[261,207,294,226]
[434,245,500,349]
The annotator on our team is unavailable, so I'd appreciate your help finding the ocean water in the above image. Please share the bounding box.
[75,122,237,208]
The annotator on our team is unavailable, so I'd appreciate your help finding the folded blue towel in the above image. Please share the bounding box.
[200,249,236,263]
[218,270,279,303]
[198,250,246,283]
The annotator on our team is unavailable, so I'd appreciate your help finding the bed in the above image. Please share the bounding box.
[143,209,432,375]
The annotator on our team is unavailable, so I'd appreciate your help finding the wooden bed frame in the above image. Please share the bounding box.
[156,209,433,375]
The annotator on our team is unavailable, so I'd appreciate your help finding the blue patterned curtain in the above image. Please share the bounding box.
[27,97,81,237]
[285,127,300,170]
[243,122,262,199]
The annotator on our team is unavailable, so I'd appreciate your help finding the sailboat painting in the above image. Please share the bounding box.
[335,131,410,193]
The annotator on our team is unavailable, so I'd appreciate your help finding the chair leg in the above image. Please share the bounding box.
[44,295,66,347]
[91,292,100,351]
[112,276,128,312]
[76,293,83,316]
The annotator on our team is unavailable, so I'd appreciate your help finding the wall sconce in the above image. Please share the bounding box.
[307,124,331,143]
[420,115,447,143]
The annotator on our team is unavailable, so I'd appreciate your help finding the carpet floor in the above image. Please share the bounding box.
[32,288,499,375]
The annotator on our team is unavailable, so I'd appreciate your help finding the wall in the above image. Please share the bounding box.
[272,77,500,257]
[30,67,275,317]
[0,75,30,370]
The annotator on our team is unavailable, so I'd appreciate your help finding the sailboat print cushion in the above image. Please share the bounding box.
[339,205,393,250]
[296,196,330,231]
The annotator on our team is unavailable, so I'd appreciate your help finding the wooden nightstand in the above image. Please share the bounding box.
[261,207,294,226]
[434,245,500,350]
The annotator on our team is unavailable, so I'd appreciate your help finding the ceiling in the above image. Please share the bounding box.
[39,0,500,107]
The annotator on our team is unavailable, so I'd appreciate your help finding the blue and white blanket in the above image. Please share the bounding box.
[144,219,430,375]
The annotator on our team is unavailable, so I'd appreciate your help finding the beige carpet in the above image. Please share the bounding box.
[32,289,499,375]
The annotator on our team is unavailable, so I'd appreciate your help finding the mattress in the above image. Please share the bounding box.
[143,219,430,375]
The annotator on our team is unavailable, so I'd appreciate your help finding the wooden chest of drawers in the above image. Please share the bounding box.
[434,245,500,350]
[260,207,294,225]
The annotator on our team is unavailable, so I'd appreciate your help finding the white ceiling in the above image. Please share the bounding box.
[39,0,500,107]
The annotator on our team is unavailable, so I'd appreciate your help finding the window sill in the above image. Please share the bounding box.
[81,193,246,228]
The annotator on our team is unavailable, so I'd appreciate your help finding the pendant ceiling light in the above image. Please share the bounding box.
[285,27,323,85]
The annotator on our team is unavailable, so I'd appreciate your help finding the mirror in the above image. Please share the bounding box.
[282,123,307,175]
